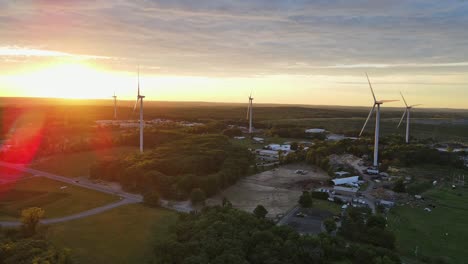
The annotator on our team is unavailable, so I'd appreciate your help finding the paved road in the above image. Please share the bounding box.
[0,161,144,226]
[0,161,142,202]
[362,179,377,213]
[0,198,136,227]
[277,206,300,226]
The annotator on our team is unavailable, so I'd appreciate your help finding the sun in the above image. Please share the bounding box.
[8,61,115,99]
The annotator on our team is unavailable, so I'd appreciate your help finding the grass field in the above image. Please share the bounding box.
[46,204,178,264]
[0,177,118,220]
[312,199,342,215]
[31,147,138,178]
[388,186,468,264]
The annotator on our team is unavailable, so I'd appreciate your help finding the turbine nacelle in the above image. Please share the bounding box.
[360,74,398,137]
[397,92,421,145]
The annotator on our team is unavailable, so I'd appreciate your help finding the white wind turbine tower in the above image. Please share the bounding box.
[133,67,145,153]
[246,92,254,134]
[112,92,117,120]
[359,73,398,168]
[398,92,421,144]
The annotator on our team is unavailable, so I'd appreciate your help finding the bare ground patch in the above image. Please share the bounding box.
[207,163,331,217]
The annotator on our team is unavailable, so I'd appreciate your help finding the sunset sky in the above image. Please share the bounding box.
[1,0,467,108]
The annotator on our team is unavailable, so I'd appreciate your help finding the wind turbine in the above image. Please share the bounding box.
[112,92,117,120]
[398,92,421,144]
[359,73,398,168]
[246,92,254,134]
[133,67,145,153]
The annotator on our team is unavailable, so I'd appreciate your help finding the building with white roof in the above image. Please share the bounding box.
[305,128,326,134]
[332,176,360,186]
[266,144,291,152]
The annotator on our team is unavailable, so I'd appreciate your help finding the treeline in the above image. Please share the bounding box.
[285,136,467,173]
[151,205,400,264]
[340,207,396,250]
[0,235,71,264]
[0,207,72,264]
[90,134,253,199]
[381,143,465,168]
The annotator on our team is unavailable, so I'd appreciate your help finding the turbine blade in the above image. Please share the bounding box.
[411,104,422,107]
[133,98,139,112]
[137,66,140,97]
[366,73,377,102]
[378,100,399,103]
[246,102,250,120]
[400,91,408,107]
[359,104,376,137]
[397,110,407,128]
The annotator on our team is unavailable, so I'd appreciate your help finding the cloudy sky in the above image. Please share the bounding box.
[1,0,467,108]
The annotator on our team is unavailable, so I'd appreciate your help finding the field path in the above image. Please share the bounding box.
[0,198,135,227]
[0,161,144,226]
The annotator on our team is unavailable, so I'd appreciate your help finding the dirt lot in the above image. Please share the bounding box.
[206,163,330,218]
[329,154,367,175]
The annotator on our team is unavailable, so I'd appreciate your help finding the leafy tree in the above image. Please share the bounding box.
[253,205,268,219]
[290,142,299,151]
[152,206,400,264]
[299,191,313,208]
[90,134,253,200]
[21,207,45,236]
[393,178,406,193]
[367,215,387,229]
[144,191,160,207]
[222,197,232,208]
[323,218,337,234]
[222,128,243,137]
[0,238,73,264]
[190,188,206,205]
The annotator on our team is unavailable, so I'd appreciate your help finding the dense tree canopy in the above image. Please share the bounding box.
[90,134,253,199]
[152,206,400,264]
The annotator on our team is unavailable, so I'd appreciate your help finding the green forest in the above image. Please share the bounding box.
[151,205,400,264]
[90,134,253,199]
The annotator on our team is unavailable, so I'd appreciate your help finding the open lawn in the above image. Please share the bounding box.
[0,177,118,220]
[312,199,342,215]
[46,204,177,264]
[31,147,138,178]
[388,186,468,264]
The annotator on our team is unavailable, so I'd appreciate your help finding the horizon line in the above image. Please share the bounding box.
[1,95,467,111]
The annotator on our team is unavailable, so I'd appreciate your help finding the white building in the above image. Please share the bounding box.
[266,144,291,152]
[253,137,265,143]
[333,186,359,195]
[305,128,326,134]
[332,176,360,186]
[255,149,279,161]
[335,171,350,178]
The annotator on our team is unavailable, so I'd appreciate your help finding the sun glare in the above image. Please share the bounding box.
[8,62,115,99]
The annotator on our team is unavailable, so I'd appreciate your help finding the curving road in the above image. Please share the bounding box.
[0,198,136,227]
[0,161,143,226]
[0,161,142,201]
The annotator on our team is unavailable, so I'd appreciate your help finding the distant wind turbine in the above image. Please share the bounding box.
[246,92,254,134]
[112,92,117,120]
[359,73,398,168]
[133,67,145,153]
[398,92,422,144]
